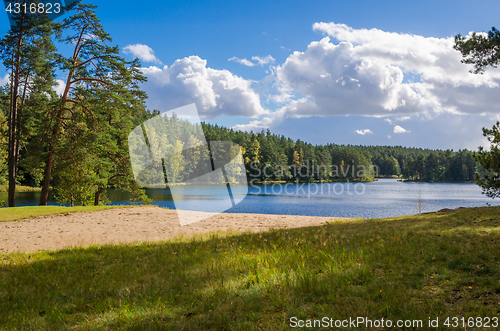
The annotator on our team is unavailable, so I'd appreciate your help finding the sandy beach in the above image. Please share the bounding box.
[0,206,347,253]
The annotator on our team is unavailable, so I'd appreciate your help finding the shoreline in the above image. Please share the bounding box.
[0,206,348,253]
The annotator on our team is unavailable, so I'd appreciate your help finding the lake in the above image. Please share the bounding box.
[2,179,498,219]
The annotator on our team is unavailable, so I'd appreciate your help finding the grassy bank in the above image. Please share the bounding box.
[1,207,500,329]
[0,205,142,223]
[0,184,42,192]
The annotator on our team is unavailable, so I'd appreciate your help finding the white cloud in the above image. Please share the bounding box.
[123,44,162,64]
[232,107,287,132]
[394,125,410,133]
[141,56,267,120]
[135,22,500,136]
[274,36,432,118]
[229,55,275,67]
[312,23,500,87]
[54,79,65,96]
[396,116,411,121]
[255,22,500,128]
[229,57,255,67]
[0,74,9,86]
[356,129,373,135]
[251,55,275,66]
[387,135,392,139]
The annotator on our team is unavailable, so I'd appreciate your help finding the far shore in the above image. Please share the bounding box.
[0,184,42,193]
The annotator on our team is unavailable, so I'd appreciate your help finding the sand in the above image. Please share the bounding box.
[0,206,348,253]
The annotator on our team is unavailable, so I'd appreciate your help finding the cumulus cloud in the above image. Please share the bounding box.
[141,56,267,120]
[312,23,500,87]
[256,22,500,126]
[134,22,500,135]
[356,129,373,135]
[229,55,275,67]
[232,107,287,132]
[394,125,410,133]
[123,44,162,64]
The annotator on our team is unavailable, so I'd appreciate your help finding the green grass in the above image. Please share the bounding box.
[0,205,143,223]
[0,184,42,192]
[1,207,500,330]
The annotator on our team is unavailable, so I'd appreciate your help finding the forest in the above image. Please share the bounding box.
[1,106,484,206]
[201,122,484,183]
[0,2,492,208]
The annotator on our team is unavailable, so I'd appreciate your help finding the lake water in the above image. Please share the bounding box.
[2,179,498,219]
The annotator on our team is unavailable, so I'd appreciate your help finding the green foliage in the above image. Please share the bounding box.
[42,3,150,206]
[454,27,500,74]
[201,122,481,183]
[54,166,98,206]
[454,25,500,197]
[0,3,154,206]
[474,121,500,198]
[0,11,58,206]
[400,149,478,182]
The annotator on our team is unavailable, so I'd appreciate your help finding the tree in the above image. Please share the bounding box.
[402,156,414,180]
[247,139,261,164]
[414,154,425,180]
[424,152,438,181]
[0,94,8,185]
[38,3,147,205]
[53,93,151,206]
[389,156,401,177]
[454,27,500,74]
[474,123,500,198]
[167,140,185,184]
[455,26,500,197]
[0,6,57,207]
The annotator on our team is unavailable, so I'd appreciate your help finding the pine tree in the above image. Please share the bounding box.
[39,3,147,205]
[0,7,57,206]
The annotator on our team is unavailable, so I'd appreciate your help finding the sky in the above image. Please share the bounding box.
[1,0,500,150]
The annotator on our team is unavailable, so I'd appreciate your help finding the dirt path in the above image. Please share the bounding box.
[0,206,347,253]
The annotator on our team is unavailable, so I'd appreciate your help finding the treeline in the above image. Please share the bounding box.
[128,112,246,188]
[201,123,485,183]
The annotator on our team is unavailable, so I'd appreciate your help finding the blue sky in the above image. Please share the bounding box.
[2,0,500,150]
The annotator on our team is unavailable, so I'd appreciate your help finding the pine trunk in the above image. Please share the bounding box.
[39,26,83,205]
[94,187,103,206]
[7,14,25,207]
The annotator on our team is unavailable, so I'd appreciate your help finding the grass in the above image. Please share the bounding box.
[0,184,42,192]
[0,205,144,223]
[1,206,500,330]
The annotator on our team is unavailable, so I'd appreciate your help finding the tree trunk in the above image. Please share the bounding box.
[7,66,18,207]
[39,25,85,205]
[94,186,104,206]
[7,14,26,207]
[39,152,54,205]
[39,70,74,205]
